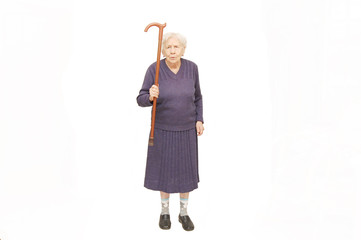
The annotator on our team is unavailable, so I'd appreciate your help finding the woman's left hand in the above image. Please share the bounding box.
[196,121,204,136]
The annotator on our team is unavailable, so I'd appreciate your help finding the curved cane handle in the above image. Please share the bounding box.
[144,22,167,86]
[144,22,167,32]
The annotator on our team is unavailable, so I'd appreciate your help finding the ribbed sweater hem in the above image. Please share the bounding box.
[153,122,196,131]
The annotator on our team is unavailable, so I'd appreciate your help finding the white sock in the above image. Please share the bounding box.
[180,198,188,216]
[161,198,169,215]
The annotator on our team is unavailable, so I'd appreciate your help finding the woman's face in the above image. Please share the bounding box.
[163,37,185,65]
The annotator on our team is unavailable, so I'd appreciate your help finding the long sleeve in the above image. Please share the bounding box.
[194,65,204,123]
[136,64,155,107]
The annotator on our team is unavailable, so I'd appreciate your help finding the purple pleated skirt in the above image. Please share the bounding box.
[144,127,199,193]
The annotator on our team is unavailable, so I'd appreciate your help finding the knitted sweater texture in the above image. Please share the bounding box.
[137,58,203,131]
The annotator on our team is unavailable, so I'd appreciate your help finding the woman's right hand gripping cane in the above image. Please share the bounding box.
[149,85,159,102]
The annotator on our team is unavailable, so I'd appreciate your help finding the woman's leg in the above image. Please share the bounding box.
[179,192,189,216]
[160,191,170,215]
[180,192,189,199]
[161,191,170,199]
[178,192,194,231]
[159,191,171,229]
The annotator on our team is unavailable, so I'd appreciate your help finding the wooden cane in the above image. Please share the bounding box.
[144,22,167,146]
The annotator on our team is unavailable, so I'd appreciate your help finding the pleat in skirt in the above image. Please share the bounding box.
[144,127,199,193]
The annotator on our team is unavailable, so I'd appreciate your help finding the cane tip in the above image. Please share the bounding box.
[148,137,154,146]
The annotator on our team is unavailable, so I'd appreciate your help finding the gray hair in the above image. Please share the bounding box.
[162,32,187,50]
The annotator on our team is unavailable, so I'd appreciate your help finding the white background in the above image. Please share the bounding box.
[1,0,361,239]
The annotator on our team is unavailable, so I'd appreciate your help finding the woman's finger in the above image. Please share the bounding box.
[196,125,202,136]
[195,122,202,136]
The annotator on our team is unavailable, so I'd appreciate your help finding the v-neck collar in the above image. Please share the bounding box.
[162,58,184,79]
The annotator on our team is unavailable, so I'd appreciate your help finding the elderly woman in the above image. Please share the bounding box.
[136,32,204,231]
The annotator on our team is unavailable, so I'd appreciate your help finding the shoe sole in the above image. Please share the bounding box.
[159,223,171,230]
[159,226,171,230]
